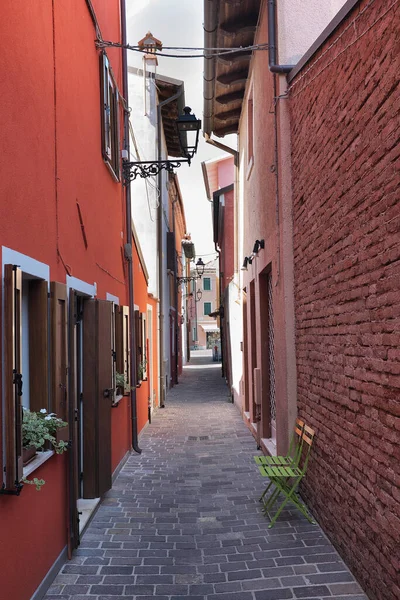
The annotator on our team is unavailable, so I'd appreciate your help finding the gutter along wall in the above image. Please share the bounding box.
[0,1,136,598]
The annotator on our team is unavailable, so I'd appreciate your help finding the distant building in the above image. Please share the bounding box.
[188,260,220,350]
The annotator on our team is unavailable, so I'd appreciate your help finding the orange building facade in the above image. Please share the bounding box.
[0,1,152,598]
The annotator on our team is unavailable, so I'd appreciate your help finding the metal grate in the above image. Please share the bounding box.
[268,273,276,423]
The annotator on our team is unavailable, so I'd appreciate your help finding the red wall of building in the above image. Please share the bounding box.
[290,2,400,598]
[0,454,67,599]
[133,241,151,434]
[0,1,131,598]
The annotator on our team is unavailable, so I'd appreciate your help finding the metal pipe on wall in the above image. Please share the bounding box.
[121,0,141,453]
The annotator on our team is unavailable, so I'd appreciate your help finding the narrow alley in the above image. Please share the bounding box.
[45,353,367,600]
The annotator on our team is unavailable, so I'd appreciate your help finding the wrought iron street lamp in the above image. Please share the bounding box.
[177,258,205,286]
[123,107,201,184]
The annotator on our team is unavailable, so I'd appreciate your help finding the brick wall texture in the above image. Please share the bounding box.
[289,1,400,599]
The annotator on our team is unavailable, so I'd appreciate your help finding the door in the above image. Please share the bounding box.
[68,289,80,553]
[82,299,113,498]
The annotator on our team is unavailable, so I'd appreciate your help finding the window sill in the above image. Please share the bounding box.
[261,437,277,457]
[112,394,124,408]
[23,450,54,478]
[104,158,121,183]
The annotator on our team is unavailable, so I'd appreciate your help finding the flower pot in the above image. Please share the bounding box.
[56,425,69,443]
[23,446,37,466]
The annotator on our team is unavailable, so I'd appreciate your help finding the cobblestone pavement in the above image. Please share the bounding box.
[45,353,368,600]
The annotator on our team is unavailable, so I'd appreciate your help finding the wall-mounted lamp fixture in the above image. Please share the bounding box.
[252,239,265,253]
[241,257,248,271]
[123,106,201,184]
[177,257,205,286]
[248,256,253,265]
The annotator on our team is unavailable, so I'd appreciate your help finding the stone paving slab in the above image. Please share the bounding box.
[45,355,368,599]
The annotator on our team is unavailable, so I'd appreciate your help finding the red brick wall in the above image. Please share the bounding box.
[290,1,400,599]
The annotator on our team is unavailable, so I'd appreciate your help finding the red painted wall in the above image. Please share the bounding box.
[0,454,67,600]
[133,240,151,434]
[239,6,293,452]
[0,1,131,598]
[290,1,400,598]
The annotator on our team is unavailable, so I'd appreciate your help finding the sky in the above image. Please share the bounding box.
[126,0,235,261]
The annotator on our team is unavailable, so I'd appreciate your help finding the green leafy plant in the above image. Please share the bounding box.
[22,408,68,454]
[21,409,68,491]
[138,359,147,382]
[21,476,46,491]
[115,372,126,389]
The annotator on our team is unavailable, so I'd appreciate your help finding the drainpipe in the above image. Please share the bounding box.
[157,87,183,407]
[268,0,295,74]
[203,0,219,136]
[121,0,141,454]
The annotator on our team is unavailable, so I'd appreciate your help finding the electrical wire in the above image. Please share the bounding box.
[96,39,268,58]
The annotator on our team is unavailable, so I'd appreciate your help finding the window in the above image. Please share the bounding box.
[100,53,120,179]
[203,277,211,291]
[204,302,212,316]
[115,306,130,392]
[3,263,49,490]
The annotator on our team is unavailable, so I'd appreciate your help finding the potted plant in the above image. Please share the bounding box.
[22,408,68,465]
[137,359,147,387]
[115,372,126,396]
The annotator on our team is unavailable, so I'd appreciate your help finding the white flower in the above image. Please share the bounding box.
[44,415,52,421]
[40,408,47,414]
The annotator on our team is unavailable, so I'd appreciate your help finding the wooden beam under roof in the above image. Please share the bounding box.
[214,107,242,121]
[214,123,239,137]
[215,90,245,105]
[217,50,252,65]
[220,13,258,37]
[217,70,249,87]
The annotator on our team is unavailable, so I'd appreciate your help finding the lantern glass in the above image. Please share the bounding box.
[176,107,201,160]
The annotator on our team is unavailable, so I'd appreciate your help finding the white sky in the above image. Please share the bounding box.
[126,0,235,261]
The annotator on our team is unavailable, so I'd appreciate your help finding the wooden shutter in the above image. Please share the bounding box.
[142,313,147,379]
[82,300,113,498]
[29,279,49,413]
[50,282,68,424]
[4,265,23,490]
[68,289,80,552]
[167,232,176,272]
[135,310,143,382]
[100,53,112,161]
[115,305,130,392]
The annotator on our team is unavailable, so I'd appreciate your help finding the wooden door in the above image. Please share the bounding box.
[82,299,113,498]
[68,289,80,553]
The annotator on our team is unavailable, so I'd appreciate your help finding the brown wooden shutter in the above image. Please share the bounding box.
[135,310,142,382]
[29,279,49,413]
[82,300,113,498]
[167,232,176,272]
[115,305,130,392]
[122,306,130,391]
[50,282,68,425]
[68,289,80,552]
[4,265,23,490]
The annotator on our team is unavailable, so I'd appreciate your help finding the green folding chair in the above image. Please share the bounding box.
[254,418,305,503]
[257,424,316,528]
